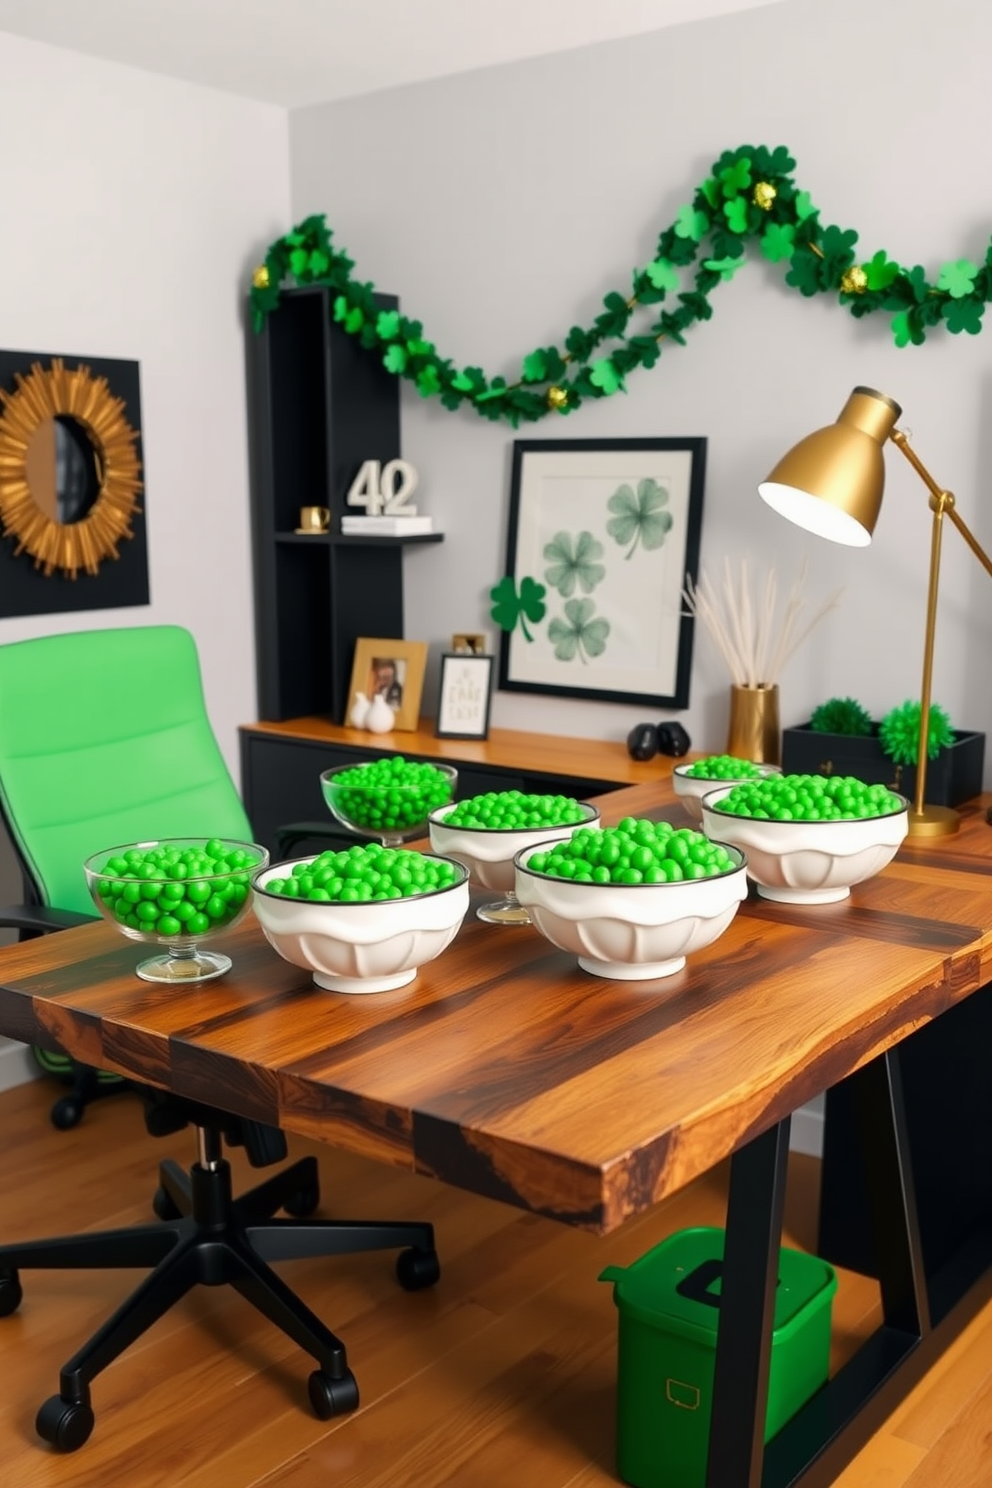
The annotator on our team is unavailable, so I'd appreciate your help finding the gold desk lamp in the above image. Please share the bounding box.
[759,385,992,838]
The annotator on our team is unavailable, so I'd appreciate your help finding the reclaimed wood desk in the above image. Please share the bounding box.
[2,778,992,1486]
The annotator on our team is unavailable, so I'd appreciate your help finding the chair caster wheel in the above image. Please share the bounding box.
[51,1097,82,1130]
[283,1184,320,1218]
[0,1267,23,1316]
[36,1394,95,1452]
[307,1368,359,1420]
[396,1247,440,1291]
[152,1186,182,1221]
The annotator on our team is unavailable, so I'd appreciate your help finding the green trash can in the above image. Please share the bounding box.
[599,1225,836,1488]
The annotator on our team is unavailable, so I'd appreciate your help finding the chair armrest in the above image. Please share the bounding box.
[272,821,351,859]
[0,904,97,935]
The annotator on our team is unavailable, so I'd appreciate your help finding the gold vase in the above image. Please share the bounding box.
[727,683,781,764]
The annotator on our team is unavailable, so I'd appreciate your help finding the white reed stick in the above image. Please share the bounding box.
[684,556,842,687]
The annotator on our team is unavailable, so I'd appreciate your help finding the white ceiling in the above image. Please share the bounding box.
[0,0,793,108]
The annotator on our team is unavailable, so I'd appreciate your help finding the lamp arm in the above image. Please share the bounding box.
[890,429,992,821]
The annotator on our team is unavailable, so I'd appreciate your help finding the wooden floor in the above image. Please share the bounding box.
[0,1080,990,1487]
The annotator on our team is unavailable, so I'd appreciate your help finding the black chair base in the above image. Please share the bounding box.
[30,1049,133,1131]
[0,1137,439,1452]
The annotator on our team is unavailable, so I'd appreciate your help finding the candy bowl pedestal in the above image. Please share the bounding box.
[428,803,601,926]
[320,762,457,849]
[84,838,269,984]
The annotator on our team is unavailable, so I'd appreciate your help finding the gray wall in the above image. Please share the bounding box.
[289,0,992,771]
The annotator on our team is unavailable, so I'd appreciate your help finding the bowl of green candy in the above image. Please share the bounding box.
[700,773,908,905]
[427,791,600,926]
[673,755,781,822]
[84,838,269,984]
[251,843,470,993]
[513,817,748,980]
[320,758,458,848]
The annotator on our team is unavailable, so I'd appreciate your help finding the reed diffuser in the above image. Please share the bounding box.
[683,558,842,763]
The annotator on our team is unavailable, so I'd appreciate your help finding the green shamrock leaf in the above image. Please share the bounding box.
[863,250,900,291]
[794,190,818,222]
[289,247,309,277]
[308,249,330,275]
[416,364,441,397]
[891,310,926,347]
[937,259,979,299]
[376,309,400,339]
[761,223,796,263]
[645,258,680,292]
[784,248,824,297]
[702,256,746,282]
[489,575,546,640]
[943,298,984,334]
[333,296,364,334]
[674,204,710,242]
[406,337,435,358]
[521,349,548,383]
[700,177,721,210]
[719,159,752,197]
[752,145,796,175]
[542,530,606,599]
[547,598,611,664]
[383,344,407,374]
[723,198,750,234]
[606,478,674,559]
[589,358,625,396]
[451,367,485,394]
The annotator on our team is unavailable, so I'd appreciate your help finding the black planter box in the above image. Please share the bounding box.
[781,725,986,807]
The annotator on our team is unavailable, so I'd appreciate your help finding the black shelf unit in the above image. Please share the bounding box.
[246,286,442,723]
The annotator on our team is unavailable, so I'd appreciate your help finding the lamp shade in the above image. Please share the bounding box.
[758,387,902,547]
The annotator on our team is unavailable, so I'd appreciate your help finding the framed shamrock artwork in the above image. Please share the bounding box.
[494,438,706,709]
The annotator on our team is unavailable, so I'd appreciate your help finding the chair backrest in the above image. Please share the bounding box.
[0,625,252,915]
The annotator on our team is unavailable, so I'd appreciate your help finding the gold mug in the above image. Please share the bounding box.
[298,505,330,533]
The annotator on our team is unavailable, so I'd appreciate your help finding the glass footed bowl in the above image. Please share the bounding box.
[320,761,458,848]
[84,837,269,983]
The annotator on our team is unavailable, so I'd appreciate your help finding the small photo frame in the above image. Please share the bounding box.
[348,637,428,732]
[435,652,494,739]
[450,632,487,655]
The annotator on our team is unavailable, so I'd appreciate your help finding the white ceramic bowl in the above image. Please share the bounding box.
[428,801,601,924]
[699,788,909,904]
[673,761,782,822]
[513,843,748,980]
[251,855,470,993]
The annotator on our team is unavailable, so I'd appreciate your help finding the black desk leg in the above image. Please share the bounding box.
[851,1047,930,1337]
[705,1117,791,1488]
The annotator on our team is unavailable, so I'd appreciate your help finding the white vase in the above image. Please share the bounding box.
[348,691,371,729]
[365,694,395,734]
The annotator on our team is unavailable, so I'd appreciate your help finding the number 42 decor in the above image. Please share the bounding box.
[492,438,706,709]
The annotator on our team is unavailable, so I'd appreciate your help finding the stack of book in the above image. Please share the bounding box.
[340,514,434,536]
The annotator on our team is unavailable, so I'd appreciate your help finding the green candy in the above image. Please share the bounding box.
[442,789,588,831]
[682,754,766,779]
[325,756,454,831]
[91,839,262,940]
[709,773,903,822]
[263,843,459,903]
[526,819,736,885]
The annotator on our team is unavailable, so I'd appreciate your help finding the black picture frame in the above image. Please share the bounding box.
[435,652,494,739]
[497,437,706,709]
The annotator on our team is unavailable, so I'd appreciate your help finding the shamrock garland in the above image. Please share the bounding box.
[250,143,992,429]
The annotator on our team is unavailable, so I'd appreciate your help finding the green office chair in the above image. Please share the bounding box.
[0,625,439,1451]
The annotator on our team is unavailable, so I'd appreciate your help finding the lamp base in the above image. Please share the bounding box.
[906,803,959,838]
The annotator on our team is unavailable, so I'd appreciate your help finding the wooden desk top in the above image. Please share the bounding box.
[3,779,992,1235]
[242,716,675,787]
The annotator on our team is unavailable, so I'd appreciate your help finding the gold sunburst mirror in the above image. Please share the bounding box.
[0,358,142,578]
